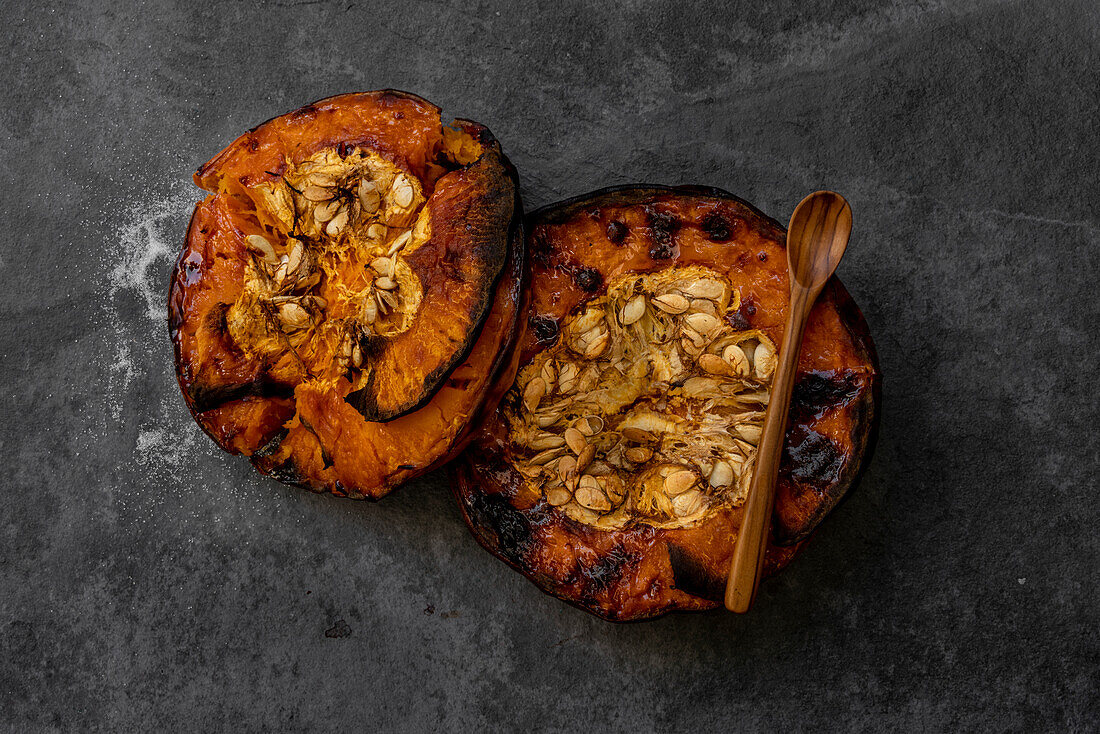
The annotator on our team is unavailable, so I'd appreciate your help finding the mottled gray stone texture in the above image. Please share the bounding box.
[1,0,1097,730]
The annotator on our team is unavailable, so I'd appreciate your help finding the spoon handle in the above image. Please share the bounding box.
[725,284,814,612]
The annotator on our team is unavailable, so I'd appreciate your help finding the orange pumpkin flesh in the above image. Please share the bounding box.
[170,91,523,498]
[451,186,879,620]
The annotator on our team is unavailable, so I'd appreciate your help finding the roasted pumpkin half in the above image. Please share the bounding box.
[451,186,880,621]
[170,91,523,497]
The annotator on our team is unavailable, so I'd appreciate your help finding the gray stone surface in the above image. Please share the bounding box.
[1,0,1097,730]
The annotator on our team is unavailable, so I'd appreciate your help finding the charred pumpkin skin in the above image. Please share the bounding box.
[451,186,880,621]
[170,91,524,497]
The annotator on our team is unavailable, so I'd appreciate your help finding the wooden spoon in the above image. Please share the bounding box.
[725,191,853,613]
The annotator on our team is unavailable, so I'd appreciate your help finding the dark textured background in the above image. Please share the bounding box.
[2,0,1097,731]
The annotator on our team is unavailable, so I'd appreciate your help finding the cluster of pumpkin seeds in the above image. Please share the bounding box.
[227,147,430,381]
[506,266,777,531]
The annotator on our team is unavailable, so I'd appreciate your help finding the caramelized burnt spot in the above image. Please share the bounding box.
[502,266,779,531]
[700,213,732,242]
[580,545,638,595]
[791,370,865,420]
[781,424,844,493]
[606,220,628,244]
[573,266,603,293]
[726,295,757,332]
[464,485,540,566]
[530,229,555,268]
[529,315,560,346]
[646,207,680,260]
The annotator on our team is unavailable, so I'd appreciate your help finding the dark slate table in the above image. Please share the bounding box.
[3,1,1097,730]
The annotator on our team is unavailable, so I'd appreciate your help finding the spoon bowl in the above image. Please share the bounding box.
[787,191,852,291]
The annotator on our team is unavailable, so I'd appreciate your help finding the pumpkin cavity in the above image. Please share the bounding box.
[504,265,778,531]
[228,147,430,395]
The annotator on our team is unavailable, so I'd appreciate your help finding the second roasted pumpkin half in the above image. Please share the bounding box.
[169,91,524,497]
[451,186,880,621]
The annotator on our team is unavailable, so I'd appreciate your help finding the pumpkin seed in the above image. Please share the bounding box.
[672,489,706,516]
[736,423,762,444]
[527,432,564,451]
[709,460,734,488]
[575,415,604,436]
[277,302,310,330]
[361,297,378,324]
[556,455,578,483]
[663,469,696,497]
[679,278,724,300]
[371,257,394,277]
[723,345,751,376]
[392,174,415,208]
[314,199,340,223]
[540,360,557,390]
[245,234,278,264]
[575,477,611,512]
[652,293,690,314]
[523,377,547,412]
[754,339,777,379]
[576,445,596,473]
[621,427,657,443]
[388,229,412,255]
[621,294,646,325]
[326,207,349,236]
[376,289,398,315]
[689,299,718,316]
[563,427,587,455]
[531,447,566,465]
[557,363,579,394]
[546,487,573,506]
[272,258,289,285]
[681,325,707,349]
[286,240,304,274]
[302,185,334,202]
[358,179,380,213]
[698,353,735,376]
[583,330,609,358]
[536,413,561,428]
[684,312,721,336]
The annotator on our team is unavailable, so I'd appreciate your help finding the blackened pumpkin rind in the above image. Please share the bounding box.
[345,145,515,420]
[452,185,880,620]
